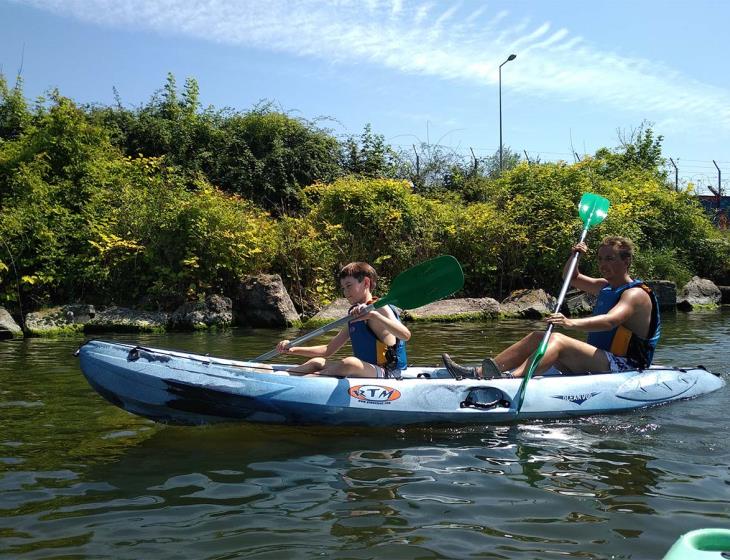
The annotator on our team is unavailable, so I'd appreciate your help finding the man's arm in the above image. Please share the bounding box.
[565,242,608,296]
[547,288,650,332]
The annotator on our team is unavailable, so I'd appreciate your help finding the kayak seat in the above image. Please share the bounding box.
[460,387,511,410]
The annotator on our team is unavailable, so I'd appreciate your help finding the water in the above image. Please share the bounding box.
[1,311,729,559]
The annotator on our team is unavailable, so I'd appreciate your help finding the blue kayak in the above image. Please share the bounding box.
[77,339,726,427]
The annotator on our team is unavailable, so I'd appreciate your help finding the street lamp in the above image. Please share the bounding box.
[499,53,517,172]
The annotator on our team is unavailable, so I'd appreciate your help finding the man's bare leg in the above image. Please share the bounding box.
[509,333,610,377]
[493,332,544,371]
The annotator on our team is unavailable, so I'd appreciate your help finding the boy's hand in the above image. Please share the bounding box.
[349,303,372,322]
[276,340,292,353]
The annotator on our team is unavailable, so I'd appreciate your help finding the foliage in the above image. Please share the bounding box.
[1,72,726,319]
[83,158,278,308]
[340,124,399,179]
[594,121,667,182]
[479,146,522,179]
[91,76,341,214]
[0,74,32,141]
[0,89,278,311]
[271,217,344,311]
[303,177,451,286]
[0,91,120,308]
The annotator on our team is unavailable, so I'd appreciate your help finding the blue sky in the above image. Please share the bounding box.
[2,0,729,194]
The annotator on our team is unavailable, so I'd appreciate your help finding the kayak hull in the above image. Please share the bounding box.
[78,340,726,427]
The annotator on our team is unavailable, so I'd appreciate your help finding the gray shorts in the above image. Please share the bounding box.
[604,351,635,372]
[372,364,403,379]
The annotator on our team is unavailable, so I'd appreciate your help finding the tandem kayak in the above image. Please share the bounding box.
[77,339,726,427]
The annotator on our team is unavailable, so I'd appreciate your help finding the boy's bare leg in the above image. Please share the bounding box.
[286,357,327,375]
[311,357,379,378]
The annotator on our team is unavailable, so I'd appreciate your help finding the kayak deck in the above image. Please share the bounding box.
[77,340,726,427]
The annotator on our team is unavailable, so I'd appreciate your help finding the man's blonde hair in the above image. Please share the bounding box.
[600,236,635,261]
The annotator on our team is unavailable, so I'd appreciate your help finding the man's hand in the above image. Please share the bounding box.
[572,242,588,255]
[545,312,576,329]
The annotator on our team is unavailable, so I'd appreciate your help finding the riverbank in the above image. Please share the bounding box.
[2,276,728,338]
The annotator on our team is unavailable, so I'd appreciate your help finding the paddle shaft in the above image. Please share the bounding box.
[253,303,376,362]
[514,226,589,411]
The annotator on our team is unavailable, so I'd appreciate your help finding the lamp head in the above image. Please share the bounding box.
[508,54,517,61]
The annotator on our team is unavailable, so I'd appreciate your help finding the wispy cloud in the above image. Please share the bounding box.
[15,0,730,128]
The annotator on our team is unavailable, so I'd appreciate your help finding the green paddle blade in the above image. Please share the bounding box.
[578,193,610,229]
[375,255,464,310]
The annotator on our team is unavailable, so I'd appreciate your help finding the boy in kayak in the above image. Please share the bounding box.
[275,262,411,378]
[442,236,660,378]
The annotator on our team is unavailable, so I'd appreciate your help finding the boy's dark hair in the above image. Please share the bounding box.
[339,262,377,290]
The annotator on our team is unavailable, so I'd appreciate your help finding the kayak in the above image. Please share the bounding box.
[662,528,730,559]
[77,339,726,427]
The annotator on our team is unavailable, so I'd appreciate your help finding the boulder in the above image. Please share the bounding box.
[561,290,596,317]
[405,297,500,321]
[501,289,556,319]
[0,307,23,339]
[645,280,677,311]
[305,298,351,326]
[677,276,722,311]
[24,304,96,336]
[169,295,233,330]
[85,306,168,332]
[234,274,300,328]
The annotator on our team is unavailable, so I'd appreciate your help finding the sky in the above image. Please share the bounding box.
[1,0,729,194]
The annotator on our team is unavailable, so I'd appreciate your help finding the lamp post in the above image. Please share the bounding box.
[499,53,517,172]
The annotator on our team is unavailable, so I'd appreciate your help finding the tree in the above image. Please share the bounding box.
[479,146,522,179]
[594,121,667,182]
[0,74,31,141]
[340,123,399,178]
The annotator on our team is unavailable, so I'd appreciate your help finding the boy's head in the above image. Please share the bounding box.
[339,262,377,292]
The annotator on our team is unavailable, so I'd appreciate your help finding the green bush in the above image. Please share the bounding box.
[303,177,450,283]
[84,157,277,308]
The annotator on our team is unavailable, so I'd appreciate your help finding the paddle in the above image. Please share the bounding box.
[252,255,464,362]
[513,192,610,413]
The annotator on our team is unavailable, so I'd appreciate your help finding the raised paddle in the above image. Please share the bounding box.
[252,255,464,362]
[513,192,610,413]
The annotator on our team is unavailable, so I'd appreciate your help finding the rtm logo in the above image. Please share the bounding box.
[349,385,401,404]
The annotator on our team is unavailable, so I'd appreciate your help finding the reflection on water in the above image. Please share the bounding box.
[1,310,729,559]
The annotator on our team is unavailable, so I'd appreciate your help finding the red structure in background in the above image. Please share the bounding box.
[697,192,729,230]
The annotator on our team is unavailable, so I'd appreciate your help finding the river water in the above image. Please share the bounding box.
[1,310,729,559]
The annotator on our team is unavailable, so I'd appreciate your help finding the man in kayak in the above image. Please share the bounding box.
[275,262,411,378]
[442,236,661,378]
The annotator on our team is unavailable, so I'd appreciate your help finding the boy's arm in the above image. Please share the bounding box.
[367,307,412,341]
[278,327,350,358]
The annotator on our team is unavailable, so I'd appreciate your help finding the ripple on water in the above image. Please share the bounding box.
[1,312,729,559]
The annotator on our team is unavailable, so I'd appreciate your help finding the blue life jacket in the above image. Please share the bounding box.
[348,303,407,370]
[586,279,661,369]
